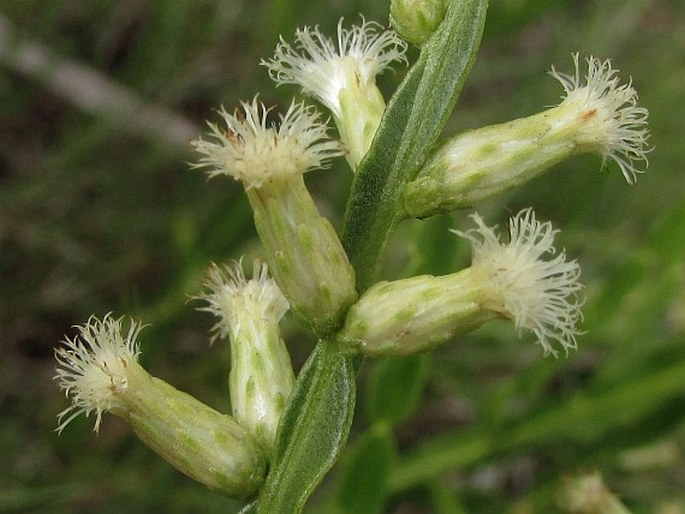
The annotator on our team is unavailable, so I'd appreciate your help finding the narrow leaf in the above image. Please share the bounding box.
[342,0,489,291]
[256,342,357,513]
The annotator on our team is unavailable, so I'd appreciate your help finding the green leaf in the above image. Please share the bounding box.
[256,342,357,514]
[366,354,431,426]
[342,0,489,291]
[335,424,396,514]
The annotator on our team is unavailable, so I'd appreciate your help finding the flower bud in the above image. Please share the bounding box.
[390,0,447,46]
[338,269,495,355]
[192,99,356,335]
[248,176,357,333]
[402,54,650,218]
[339,209,583,357]
[262,18,407,169]
[54,315,266,497]
[198,260,294,454]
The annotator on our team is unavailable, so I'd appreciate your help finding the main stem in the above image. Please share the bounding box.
[255,2,488,511]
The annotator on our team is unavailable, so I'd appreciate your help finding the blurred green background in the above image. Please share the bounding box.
[1,0,684,512]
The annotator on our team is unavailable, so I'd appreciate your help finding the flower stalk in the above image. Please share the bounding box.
[52,3,654,509]
[246,176,357,333]
[338,268,496,355]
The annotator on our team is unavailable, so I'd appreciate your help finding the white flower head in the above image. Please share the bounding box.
[54,314,143,433]
[454,209,584,356]
[549,53,651,184]
[197,259,289,343]
[198,259,294,451]
[262,17,408,119]
[191,98,342,189]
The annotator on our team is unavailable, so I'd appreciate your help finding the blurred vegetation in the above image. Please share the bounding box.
[1,0,684,512]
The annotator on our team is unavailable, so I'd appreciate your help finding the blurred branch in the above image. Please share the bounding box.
[0,12,199,147]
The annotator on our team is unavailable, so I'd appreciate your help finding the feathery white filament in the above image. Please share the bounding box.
[54,314,143,432]
[262,18,407,118]
[455,209,584,356]
[192,98,342,189]
[197,259,289,343]
[550,53,651,183]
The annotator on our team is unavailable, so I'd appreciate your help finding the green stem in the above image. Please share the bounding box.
[253,2,489,511]
[342,0,488,291]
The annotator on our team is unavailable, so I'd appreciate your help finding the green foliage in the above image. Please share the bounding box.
[334,425,396,514]
[256,343,356,513]
[325,354,432,514]
[366,354,432,426]
[2,0,685,513]
[251,4,488,510]
[342,0,488,290]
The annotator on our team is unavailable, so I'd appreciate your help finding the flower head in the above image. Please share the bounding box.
[263,18,407,119]
[550,53,650,183]
[54,314,143,433]
[191,98,342,189]
[197,259,289,343]
[54,316,268,495]
[197,259,294,452]
[455,209,583,356]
